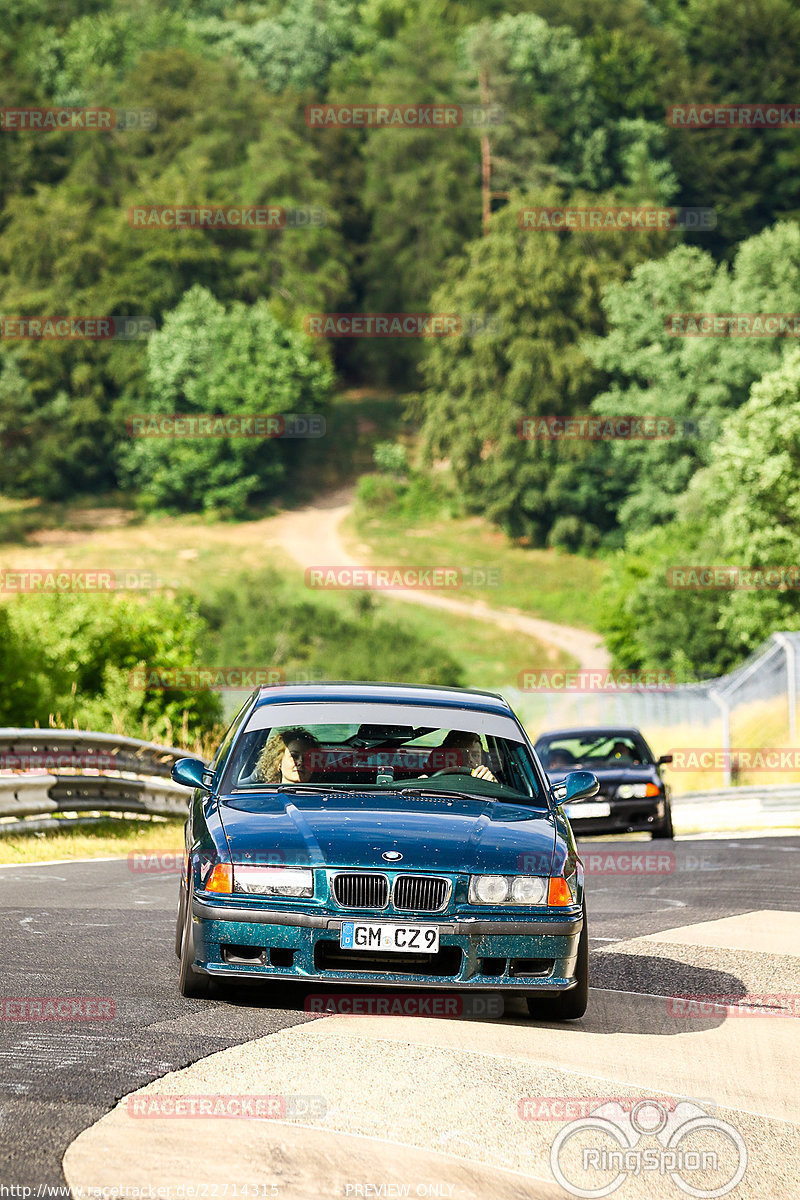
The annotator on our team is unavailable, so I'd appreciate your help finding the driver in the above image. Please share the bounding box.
[547,748,573,770]
[424,730,498,782]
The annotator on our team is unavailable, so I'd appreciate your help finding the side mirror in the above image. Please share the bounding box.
[562,770,599,804]
[657,754,673,766]
[171,757,209,790]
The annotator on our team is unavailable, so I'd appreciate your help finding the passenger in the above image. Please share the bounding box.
[253,728,320,784]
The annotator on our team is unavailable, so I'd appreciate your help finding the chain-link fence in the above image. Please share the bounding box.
[507,632,800,792]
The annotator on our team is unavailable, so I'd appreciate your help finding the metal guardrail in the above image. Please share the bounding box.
[674,784,800,807]
[0,729,195,830]
[672,783,800,832]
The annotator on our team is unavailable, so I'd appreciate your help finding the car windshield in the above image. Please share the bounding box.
[536,732,653,771]
[221,705,546,807]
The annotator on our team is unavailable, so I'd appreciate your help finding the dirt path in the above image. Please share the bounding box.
[264,489,609,670]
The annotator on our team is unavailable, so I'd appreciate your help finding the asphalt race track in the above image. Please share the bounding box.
[1,835,799,1197]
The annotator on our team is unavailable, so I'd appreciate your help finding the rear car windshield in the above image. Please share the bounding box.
[221,704,546,806]
[536,732,653,770]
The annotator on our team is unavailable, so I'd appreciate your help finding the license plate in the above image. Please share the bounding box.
[340,921,439,953]
[565,801,612,819]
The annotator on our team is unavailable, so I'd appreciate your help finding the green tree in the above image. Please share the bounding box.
[599,349,800,676]
[119,286,334,515]
[586,222,800,532]
[414,196,668,543]
[1,591,222,740]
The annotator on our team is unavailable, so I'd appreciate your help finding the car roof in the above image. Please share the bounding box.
[535,726,645,740]
[253,681,513,717]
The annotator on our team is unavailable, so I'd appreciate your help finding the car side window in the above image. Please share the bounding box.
[210,693,256,783]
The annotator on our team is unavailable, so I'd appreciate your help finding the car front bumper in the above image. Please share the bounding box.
[190,895,583,992]
[569,797,665,836]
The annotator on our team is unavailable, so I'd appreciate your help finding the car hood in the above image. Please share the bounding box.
[218,790,557,874]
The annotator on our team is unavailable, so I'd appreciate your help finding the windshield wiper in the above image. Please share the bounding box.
[398,787,488,802]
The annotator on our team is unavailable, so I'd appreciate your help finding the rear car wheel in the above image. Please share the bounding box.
[651,798,675,839]
[525,903,588,1021]
[178,881,215,999]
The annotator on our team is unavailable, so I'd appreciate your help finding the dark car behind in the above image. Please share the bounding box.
[534,726,674,839]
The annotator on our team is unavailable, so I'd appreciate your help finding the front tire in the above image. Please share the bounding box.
[178,881,215,999]
[651,798,675,839]
[525,903,588,1021]
[175,877,187,958]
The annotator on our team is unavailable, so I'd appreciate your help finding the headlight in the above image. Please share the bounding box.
[469,875,549,905]
[234,866,314,897]
[511,876,548,904]
[469,875,509,904]
[616,783,660,799]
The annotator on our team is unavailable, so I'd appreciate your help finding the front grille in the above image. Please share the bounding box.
[393,875,449,912]
[332,872,389,909]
